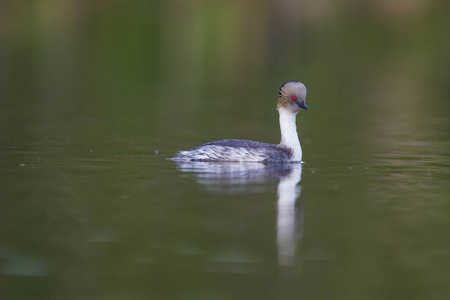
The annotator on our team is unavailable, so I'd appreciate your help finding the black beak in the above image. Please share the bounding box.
[298,101,309,110]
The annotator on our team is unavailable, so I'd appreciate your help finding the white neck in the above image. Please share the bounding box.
[278,108,302,161]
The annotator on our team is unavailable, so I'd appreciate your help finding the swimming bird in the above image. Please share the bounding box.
[173,81,309,162]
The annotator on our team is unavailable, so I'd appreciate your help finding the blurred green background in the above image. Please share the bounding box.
[1,1,450,300]
[1,0,449,149]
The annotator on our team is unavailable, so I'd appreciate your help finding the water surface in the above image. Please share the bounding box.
[1,1,450,299]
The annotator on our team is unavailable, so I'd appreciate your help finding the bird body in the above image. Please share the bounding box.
[173,81,309,163]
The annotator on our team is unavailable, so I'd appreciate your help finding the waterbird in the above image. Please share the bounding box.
[173,81,309,162]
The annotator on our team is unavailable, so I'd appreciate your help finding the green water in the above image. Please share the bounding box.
[1,1,450,299]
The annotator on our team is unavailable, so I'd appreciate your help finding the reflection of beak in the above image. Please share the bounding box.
[298,101,309,110]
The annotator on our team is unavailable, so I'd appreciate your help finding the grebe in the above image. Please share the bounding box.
[173,81,309,162]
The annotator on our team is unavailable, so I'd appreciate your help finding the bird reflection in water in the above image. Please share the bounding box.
[175,161,303,266]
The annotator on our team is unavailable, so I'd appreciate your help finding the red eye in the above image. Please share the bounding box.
[291,96,296,101]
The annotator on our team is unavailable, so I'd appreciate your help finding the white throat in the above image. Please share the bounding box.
[278,107,302,161]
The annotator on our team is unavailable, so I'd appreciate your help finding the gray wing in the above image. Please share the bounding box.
[174,139,291,162]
